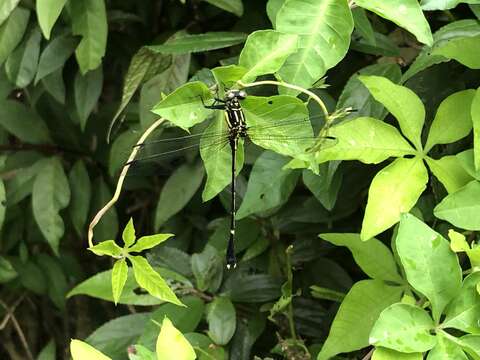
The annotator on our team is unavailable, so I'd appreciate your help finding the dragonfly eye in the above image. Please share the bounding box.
[238,90,247,99]
[226,91,235,99]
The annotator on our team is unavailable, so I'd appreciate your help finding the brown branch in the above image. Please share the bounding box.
[0,297,33,360]
[361,348,375,360]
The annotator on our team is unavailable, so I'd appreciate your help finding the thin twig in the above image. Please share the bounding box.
[87,118,165,247]
[0,297,33,360]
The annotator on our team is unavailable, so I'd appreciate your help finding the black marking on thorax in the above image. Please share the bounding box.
[225,98,247,140]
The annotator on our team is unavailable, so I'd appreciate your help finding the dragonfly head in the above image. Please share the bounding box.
[225,89,247,101]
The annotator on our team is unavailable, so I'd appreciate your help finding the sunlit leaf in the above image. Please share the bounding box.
[318,280,402,360]
[361,158,428,240]
[239,30,297,83]
[396,213,462,322]
[112,258,128,305]
[129,255,183,306]
[276,0,354,92]
[156,317,196,360]
[359,76,425,151]
[70,339,112,360]
[355,0,433,46]
[37,0,67,39]
[369,303,436,352]
[434,180,480,230]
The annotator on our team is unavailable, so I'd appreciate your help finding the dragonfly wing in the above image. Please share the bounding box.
[243,95,315,158]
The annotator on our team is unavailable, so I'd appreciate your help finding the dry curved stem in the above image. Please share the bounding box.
[236,79,330,121]
[87,118,166,248]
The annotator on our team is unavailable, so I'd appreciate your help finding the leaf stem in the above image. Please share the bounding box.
[87,118,166,248]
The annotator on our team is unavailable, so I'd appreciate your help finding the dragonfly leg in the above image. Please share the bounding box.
[199,96,225,110]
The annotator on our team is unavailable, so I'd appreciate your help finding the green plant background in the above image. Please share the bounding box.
[2,0,480,359]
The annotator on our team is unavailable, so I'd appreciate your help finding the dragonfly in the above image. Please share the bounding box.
[127,89,339,269]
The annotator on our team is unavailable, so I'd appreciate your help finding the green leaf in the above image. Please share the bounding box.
[426,156,473,194]
[236,151,300,219]
[5,27,42,88]
[352,7,376,46]
[148,32,246,54]
[472,88,480,170]
[421,0,476,10]
[156,317,196,360]
[211,64,247,89]
[457,149,480,180]
[70,339,112,360]
[428,331,467,360]
[355,0,433,46]
[110,48,169,136]
[425,90,475,152]
[0,256,17,283]
[129,255,183,306]
[206,296,236,345]
[67,267,186,305]
[396,213,462,321]
[203,0,243,16]
[433,35,480,69]
[242,95,315,158]
[359,75,425,151]
[361,157,428,240]
[315,117,415,165]
[35,34,79,83]
[370,303,436,353]
[303,162,342,211]
[266,0,284,27]
[317,280,402,360]
[226,274,282,303]
[129,234,174,253]
[471,4,480,19]
[459,334,480,359]
[310,286,345,302]
[402,20,480,82]
[86,313,150,359]
[0,0,19,26]
[0,100,51,144]
[37,0,67,39]
[372,347,423,360]
[337,63,402,120]
[319,233,402,283]
[74,66,103,131]
[276,0,354,91]
[122,218,136,247]
[154,162,204,230]
[32,157,70,255]
[36,254,68,310]
[112,258,128,305]
[238,30,297,83]
[88,240,123,257]
[70,0,108,73]
[434,180,480,230]
[201,113,244,202]
[185,333,226,360]
[443,272,480,334]
[191,245,223,292]
[137,296,204,349]
[351,32,401,57]
[151,81,213,131]
[68,160,91,236]
[0,7,29,65]
[37,340,56,360]
[108,130,140,177]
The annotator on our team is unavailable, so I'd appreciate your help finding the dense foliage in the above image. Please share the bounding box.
[2,0,480,359]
